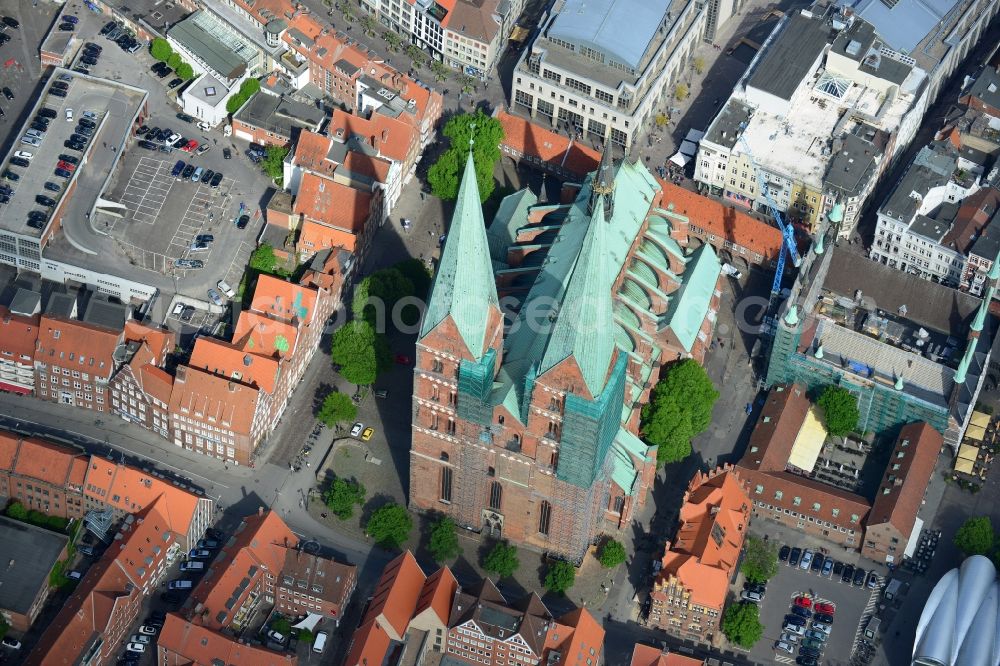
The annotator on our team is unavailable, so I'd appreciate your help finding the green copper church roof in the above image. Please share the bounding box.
[539,195,617,396]
[661,244,721,352]
[420,152,499,358]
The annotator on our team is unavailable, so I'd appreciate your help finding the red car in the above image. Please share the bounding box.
[794,596,812,609]
[394,354,412,365]
[181,139,198,153]
[814,602,835,615]
[57,161,76,172]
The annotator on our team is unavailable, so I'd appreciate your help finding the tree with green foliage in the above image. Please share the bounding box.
[406,44,426,69]
[323,478,366,520]
[249,243,278,274]
[366,503,413,549]
[955,516,995,556]
[817,386,860,437]
[176,62,195,80]
[49,559,69,588]
[261,145,290,186]
[741,536,778,584]
[317,392,357,428]
[483,541,519,578]
[0,616,9,641]
[352,268,414,325]
[427,516,461,561]
[167,52,182,71]
[394,258,433,299]
[297,628,314,643]
[271,618,292,634]
[722,602,764,648]
[544,560,576,594]
[226,78,261,114]
[460,74,477,94]
[150,38,172,62]
[360,14,377,36]
[331,320,392,385]
[6,501,27,521]
[641,359,719,464]
[383,30,403,52]
[427,110,504,202]
[430,60,450,81]
[598,538,627,569]
[674,83,689,100]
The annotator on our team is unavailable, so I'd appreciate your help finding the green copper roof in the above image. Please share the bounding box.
[784,304,799,326]
[420,152,499,358]
[971,293,990,332]
[661,244,721,352]
[539,195,617,396]
[955,340,975,384]
[829,203,844,223]
[486,189,538,261]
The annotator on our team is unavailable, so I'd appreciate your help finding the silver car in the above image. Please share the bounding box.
[207,288,223,306]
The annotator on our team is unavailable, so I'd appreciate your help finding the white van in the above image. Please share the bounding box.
[312,631,328,654]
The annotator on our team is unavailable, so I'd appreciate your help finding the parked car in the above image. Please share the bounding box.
[842,564,855,584]
[180,561,205,572]
[44,181,61,192]
[129,635,151,645]
[801,638,825,650]
[181,164,195,179]
[138,140,158,150]
[175,258,204,269]
[1,87,12,101]
[2,16,20,29]
[10,157,29,168]
[183,139,199,153]
[191,166,203,182]
[0,637,21,649]
[804,629,827,643]
[177,112,195,123]
[138,625,158,636]
[810,553,825,572]
[58,154,79,165]
[780,632,800,645]
[814,612,834,625]
[351,422,364,437]
[362,427,375,442]
[196,144,211,156]
[236,214,250,229]
[779,545,790,562]
[3,171,18,181]
[790,606,811,620]
[35,195,56,207]
[223,147,232,159]
[799,549,813,570]
[814,602,835,615]
[832,561,844,577]
[783,622,805,635]
[866,571,880,589]
[197,538,219,549]
[50,88,67,98]
[853,567,867,586]
[794,596,812,609]
[811,622,832,635]
[267,630,286,644]
[167,579,193,590]
[821,558,834,577]
[180,305,194,322]
[168,78,183,89]
[171,160,185,178]
[189,241,209,252]
[775,641,793,655]
[125,643,145,653]
[200,169,214,184]
[789,547,802,567]
[189,549,212,559]
[796,657,818,666]
[217,280,235,298]
[54,168,72,179]
[799,647,821,659]
[740,591,762,603]
[210,171,223,188]
[38,107,57,119]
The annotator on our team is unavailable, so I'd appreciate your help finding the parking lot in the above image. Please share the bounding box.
[749,549,880,665]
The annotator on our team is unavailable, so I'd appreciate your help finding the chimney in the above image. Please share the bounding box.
[258,506,265,517]
[381,129,389,143]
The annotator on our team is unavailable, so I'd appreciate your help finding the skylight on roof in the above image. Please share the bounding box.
[816,72,850,99]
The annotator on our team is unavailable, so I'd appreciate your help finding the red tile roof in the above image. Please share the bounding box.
[12,436,87,488]
[496,109,601,177]
[124,320,175,363]
[329,108,415,163]
[740,384,811,471]
[657,181,784,263]
[545,607,606,666]
[0,306,39,360]
[630,643,704,666]
[188,337,280,394]
[189,509,296,630]
[867,422,942,536]
[233,311,300,359]
[292,130,336,177]
[251,274,319,323]
[26,499,173,665]
[414,566,459,625]
[294,172,372,234]
[169,365,261,435]
[35,315,120,379]
[158,613,296,666]
[942,187,1000,254]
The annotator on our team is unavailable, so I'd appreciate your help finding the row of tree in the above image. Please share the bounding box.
[149,38,196,81]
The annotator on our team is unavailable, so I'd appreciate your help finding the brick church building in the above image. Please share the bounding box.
[410,147,724,560]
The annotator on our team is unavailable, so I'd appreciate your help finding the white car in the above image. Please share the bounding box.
[125,643,146,653]
[812,622,832,635]
[13,151,32,160]
[217,280,235,298]
[780,632,800,644]
[1,637,21,650]
[20,136,40,147]
[65,108,73,122]
[83,110,97,120]
[775,641,794,654]
[739,590,762,603]
[138,625,158,635]
[195,144,211,156]
[130,635,151,644]
[350,422,364,437]
[172,302,185,316]
[197,121,212,131]
[166,133,182,146]
[783,623,805,635]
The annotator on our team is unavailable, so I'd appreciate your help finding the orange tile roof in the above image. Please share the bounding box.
[251,274,319,323]
[188,337,280,394]
[124,320,175,363]
[233,311,300,359]
[294,172,372,234]
[83,457,203,538]
[299,219,360,254]
[292,130,336,177]
[0,306,39,360]
[414,566,459,624]
[657,467,749,610]
[545,607,605,666]
[26,499,172,665]
[137,363,174,405]
[496,109,601,177]
[169,365,261,435]
[0,431,20,470]
[329,108,415,163]
[158,613,297,666]
[36,315,120,379]
[868,422,942,536]
[13,436,87,488]
[344,550,427,666]
[190,510,296,630]
[657,181,784,263]
[342,151,392,184]
[630,643,704,666]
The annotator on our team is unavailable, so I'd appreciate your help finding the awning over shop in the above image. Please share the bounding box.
[966,423,987,441]
[955,457,976,474]
[669,152,690,167]
[971,411,991,428]
[787,406,827,474]
[958,443,979,462]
